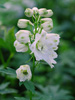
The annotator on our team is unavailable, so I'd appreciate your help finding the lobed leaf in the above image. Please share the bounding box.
[0,82,10,90]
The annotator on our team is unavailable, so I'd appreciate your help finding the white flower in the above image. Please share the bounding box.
[30,30,60,68]
[16,65,32,82]
[25,8,33,17]
[39,8,47,17]
[15,30,31,43]
[44,9,53,17]
[32,7,38,14]
[14,40,28,52]
[17,19,33,28]
[41,18,53,32]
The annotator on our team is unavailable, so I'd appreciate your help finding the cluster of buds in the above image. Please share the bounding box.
[14,7,60,82]
[25,7,53,17]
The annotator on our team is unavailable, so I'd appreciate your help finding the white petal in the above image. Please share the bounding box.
[14,40,28,52]
[15,30,31,43]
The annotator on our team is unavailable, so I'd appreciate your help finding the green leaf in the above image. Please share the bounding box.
[0,38,7,49]
[15,97,28,100]
[0,5,5,8]
[0,67,16,78]
[19,81,35,93]
[0,82,10,90]
[4,27,15,53]
[0,89,17,94]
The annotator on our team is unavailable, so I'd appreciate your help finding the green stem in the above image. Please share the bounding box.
[32,54,35,81]
[25,56,33,64]
[29,13,39,100]
[29,54,35,100]
[0,48,5,67]
[30,91,32,100]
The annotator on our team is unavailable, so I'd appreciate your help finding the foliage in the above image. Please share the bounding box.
[19,81,35,93]
[0,82,17,95]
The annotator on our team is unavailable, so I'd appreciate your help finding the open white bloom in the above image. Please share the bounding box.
[41,18,53,32]
[32,7,38,14]
[30,30,60,68]
[25,8,33,17]
[14,40,28,52]
[17,19,33,28]
[39,8,47,17]
[16,65,32,82]
[15,30,31,44]
[44,10,53,17]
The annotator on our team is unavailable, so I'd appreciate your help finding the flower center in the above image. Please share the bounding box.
[21,69,28,75]
[36,40,43,51]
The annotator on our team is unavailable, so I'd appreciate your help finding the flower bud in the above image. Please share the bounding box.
[15,30,31,43]
[41,18,53,32]
[44,9,53,17]
[17,19,33,28]
[41,18,52,23]
[39,8,47,17]
[32,7,38,14]
[25,8,33,17]
[14,40,28,52]
[16,65,32,82]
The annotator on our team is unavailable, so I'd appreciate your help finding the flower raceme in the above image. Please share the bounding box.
[16,65,32,82]
[14,7,60,68]
[14,7,60,82]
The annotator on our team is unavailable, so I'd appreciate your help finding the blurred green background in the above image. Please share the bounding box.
[0,0,75,100]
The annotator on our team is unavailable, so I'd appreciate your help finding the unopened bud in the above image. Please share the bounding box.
[41,18,53,32]
[17,19,33,28]
[32,7,38,14]
[25,8,33,17]
[15,30,31,43]
[44,10,53,17]
[39,8,47,17]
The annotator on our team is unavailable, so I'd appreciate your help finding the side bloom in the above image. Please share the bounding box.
[16,65,32,82]
[14,40,28,52]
